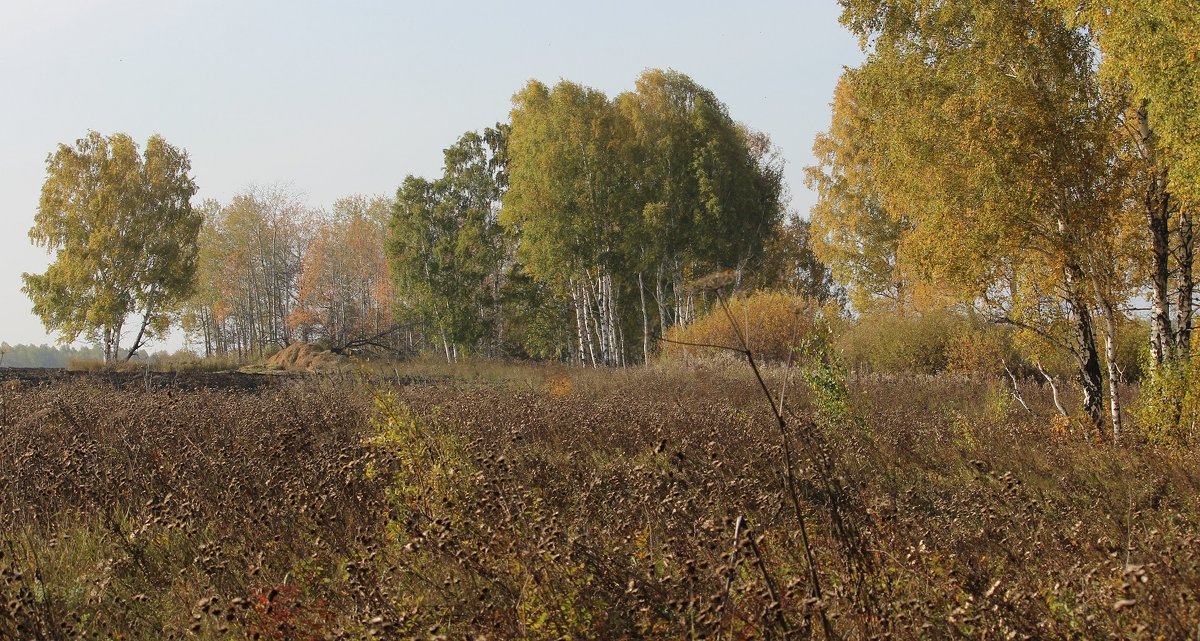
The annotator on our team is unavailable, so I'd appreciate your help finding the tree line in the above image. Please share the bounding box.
[389,71,827,365]
[180,190,394,359]
[20,3,1196,440]
[22,69,831,366]
[0,343,113,368]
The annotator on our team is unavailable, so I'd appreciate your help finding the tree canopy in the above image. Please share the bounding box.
[23,131,200,361]
[500,70,785,364]
[814,0,1139,430]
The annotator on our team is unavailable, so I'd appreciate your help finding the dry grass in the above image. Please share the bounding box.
[0,365,1197,639]
[261,342,343,372]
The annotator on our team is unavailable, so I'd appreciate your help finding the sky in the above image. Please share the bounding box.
[0,0,863,350]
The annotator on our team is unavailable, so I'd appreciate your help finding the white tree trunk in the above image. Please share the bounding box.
[1103,305,1124,443]
[639,272,649,364]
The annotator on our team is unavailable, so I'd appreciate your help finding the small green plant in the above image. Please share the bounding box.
[797,323,861,435]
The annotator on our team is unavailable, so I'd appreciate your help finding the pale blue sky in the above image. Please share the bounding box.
[0,0,862,349]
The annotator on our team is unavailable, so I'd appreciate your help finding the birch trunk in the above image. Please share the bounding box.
[1066,273,1105,434]
[655,264,670,338]
[1102,302,1124,443]
[584,275,607,366]
[1140,108,1174,368]
[1175,208,1194,358]
[571,281,590,366]
[590,273,608,365]
[604,272,619,366]
[639,272,650,364]
[577,281,597,367]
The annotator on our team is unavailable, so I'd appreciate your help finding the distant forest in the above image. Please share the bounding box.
[0,343,141,368]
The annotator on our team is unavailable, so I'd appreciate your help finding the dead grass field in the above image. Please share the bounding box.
[0,363,1197,639]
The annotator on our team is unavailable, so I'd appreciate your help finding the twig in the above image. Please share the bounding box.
[713,289,833,639]
[655,335,747,355]
[716,514,746,641]
[653,286,846,638]
[1003,362,1033,415]
[747,530,792,637]
[1036,361,1069,417]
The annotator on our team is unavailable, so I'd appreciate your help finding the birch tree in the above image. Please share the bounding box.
[1059,0,1199,366]
[23,131,200,361]
[389,131,507,361]
[827,0,1129,431]
[182,186,309,357]
[293,196,394,348]
[502,80,636,366]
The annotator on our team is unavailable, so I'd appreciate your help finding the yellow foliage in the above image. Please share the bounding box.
[1050,414,1073,441]
[836,311,963,375]
[546,375,574,398]
[662,291,821,362]
[945,325,1012,374]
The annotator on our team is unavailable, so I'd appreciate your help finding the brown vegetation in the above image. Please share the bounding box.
[0,365,1197,639]
[262,342,343,372]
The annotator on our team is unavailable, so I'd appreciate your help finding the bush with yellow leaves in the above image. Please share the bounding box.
[662,290,823,362]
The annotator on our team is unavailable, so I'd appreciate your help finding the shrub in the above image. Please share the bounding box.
[836,310,964,375]
[1113,319,1150,383]
[662,290,823,362]
[944,321,1018,375]
[1136,354,1200,445]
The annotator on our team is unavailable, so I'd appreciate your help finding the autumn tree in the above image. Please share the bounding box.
[292,195,394,349]
[503,79,639,366]
[617,70,785,340]
[23,131,200,362]
[824,0,1129,431]
[179,199,225,356]
[182,186,310,358]
[752,215,842,305]
[1057,1,1199,367]
[503,71,784,365]
[807,78,919,313]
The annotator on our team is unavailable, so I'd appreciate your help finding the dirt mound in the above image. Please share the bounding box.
[264,342,342,372]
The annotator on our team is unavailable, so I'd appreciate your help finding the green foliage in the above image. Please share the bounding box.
[497,265,572,360]
[1064,0,1200,206]
[502,70,785,363]
[750,215,842,304]
[389,129,507,357]
[618,69,785,279]
[836,311,970,375]
[22,131,200,361]
[504,80,633,288]
[1136,355,1200,446]
[799,324,862,435]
